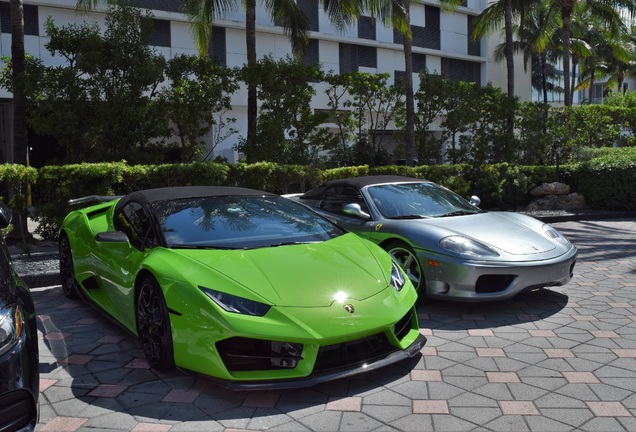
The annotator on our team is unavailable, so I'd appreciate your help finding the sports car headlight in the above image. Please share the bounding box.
[543,225,570,245]
[390,261,406,291]
[201,287,271,317]
[0,304,22,357]
[440,236,500,258]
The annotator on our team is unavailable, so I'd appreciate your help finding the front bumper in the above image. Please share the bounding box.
[420,246,578,301]
[0,328,39,432]
[202,332,427,391]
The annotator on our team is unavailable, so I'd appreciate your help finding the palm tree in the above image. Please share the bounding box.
[604,32,636,93]
[8,0,32,242]
[514,0,561,104]
[550,0,636,106]
[470,0,538,98]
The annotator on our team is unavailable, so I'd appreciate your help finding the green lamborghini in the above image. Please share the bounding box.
[59,186,425,389]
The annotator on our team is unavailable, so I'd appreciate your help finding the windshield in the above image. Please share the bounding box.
[153,195,344,249]
[367,182,483,219]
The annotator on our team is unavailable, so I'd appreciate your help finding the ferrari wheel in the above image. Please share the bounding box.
[385,241,423,292]
[59,234,79,299]
[136,277,175,371]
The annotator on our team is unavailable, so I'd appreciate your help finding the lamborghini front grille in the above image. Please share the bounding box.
[217,338,303,372]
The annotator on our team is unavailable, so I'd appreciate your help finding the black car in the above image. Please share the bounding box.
[0,203,39,431]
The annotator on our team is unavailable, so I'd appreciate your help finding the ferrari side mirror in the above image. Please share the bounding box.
[343,203,371,220]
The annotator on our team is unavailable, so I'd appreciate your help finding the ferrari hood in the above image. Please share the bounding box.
[181,234,389,307]
[425,212,557,255]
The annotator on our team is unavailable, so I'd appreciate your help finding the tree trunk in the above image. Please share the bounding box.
[504,0,514,98]
[245,0,258,162]
[401,0,415,166]
[561,5,573,106]
[9,0,32,243]
[541,53,548,104]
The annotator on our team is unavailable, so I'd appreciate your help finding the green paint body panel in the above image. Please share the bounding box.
[62,196,422,385]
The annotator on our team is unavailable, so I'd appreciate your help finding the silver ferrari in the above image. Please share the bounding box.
[287,175,578,302]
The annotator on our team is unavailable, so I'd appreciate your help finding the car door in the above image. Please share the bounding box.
[98,200,160,331]
[315,185,376,239]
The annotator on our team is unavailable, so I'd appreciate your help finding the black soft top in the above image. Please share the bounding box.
[114,186,274,219]
[300,175,427,200]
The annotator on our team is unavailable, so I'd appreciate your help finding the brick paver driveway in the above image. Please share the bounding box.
[33,218,636,431]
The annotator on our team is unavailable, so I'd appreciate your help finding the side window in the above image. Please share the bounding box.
[319,186,369,215]
[117,202,159,250]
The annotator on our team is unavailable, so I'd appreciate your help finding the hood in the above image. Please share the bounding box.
[424,212,557,255]
[181,234,389,307]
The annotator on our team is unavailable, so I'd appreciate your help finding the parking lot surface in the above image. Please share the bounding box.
[32,218,636,431]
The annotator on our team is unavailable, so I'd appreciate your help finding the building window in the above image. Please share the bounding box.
[0,2,39,36]
[358,16,375,40]
[467,15,480,56]
[303,39,319,66]
[149,19,170,47]
[413,53,426,73]
[130,0,181,13]
[339,43,377,73]
[298,0,319,32]
[441,58,480,84]
[394,6,440,50]
[208,26,226,67]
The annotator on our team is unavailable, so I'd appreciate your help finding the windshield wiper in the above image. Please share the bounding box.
[439,210,476,218]
[270,241,321,247]
[171,244,244,250]
[387,214,429,220]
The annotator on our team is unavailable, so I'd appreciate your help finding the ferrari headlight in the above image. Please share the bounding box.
[0,305,21,357]
[440,236,499,258]
[200,287,271,317]
[390,261,406,291]
[543,224,570,245]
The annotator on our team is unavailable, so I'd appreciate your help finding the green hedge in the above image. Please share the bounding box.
[0,154,632,240]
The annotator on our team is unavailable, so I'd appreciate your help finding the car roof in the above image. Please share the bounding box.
[300,175,428,199]
[114,186,275,216]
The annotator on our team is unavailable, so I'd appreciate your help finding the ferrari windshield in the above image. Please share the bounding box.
[153,195,344,249]
[367,182,483,219]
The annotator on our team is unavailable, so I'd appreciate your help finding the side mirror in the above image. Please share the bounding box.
[469,196,481,207]
[342,203,371,220]
[0,202,11,229]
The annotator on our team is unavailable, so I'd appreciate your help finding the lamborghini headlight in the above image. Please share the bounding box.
[0,304,22,357]
[390,261,406,291]
[200,287,271,316]
[440,235,500,258]
[543,224,570,245]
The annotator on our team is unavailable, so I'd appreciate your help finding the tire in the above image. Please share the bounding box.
[59,234,79,299]
[384,240,424,292]
[136,277,175,371]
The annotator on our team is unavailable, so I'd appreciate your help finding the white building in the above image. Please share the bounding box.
[0,0,532,165]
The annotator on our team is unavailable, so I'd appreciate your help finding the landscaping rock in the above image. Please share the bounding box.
[530,182,571,197]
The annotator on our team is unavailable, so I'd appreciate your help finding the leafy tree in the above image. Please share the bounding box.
[516,101,552,164]
[238,55,329,165]
[159,55,239,162]
[180,0,310,163]
[1,7,168,163]
[464,84,519,165]
[323,72,358,167]
[411,72,455,164]
[442,81,481,164]
[342,72,404,166]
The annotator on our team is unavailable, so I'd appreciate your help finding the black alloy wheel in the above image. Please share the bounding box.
[136,277,175,371]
